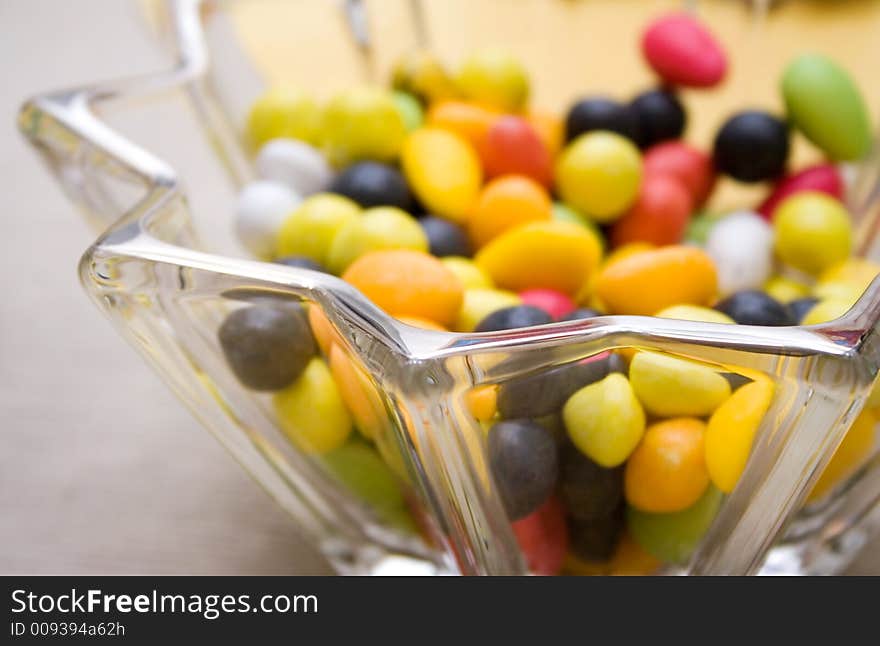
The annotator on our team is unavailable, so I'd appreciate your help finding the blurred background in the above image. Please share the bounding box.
[0,0,876,575]
[0,0,330,574]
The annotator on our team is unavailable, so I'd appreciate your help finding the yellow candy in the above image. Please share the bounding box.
[773,192,852,276]
[441,256,494,289]
[475,220,603,296]
[763,276,811,303]
[655,305,735,325]
[276,194,360,265]
[867,377,880,410]
[392,51,458,104]
[401,128,482,224]
[800,298,853,325]
[555,132,642,222]
[328,344,385,440]
[814,258,880,304]
[817,257,880,287]
[563,373,646,468]
[808,408,876,502]
[326,206,428,274]
[454,288,521,332]
[274,358,353,454]
[455,48,529,112]
[704,379,775,493]
[246,85,322,149]
[629,351,731,418]
[604,242,655,267]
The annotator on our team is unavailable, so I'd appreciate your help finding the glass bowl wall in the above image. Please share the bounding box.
[19,0,880,574]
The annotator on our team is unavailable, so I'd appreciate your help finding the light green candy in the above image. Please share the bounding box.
[392,91,425,132]
[323,440,414,531]
[327,206,428,274]
[781,54,871,161]
[322,87,407,167]
[562,373,646,468]
[684,210,720,245]
[552,202,605,249]
[627,486,723,565]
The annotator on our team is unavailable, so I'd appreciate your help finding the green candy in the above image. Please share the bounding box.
[781,54,871,161]
[326,206,428,274]
[627,486,723,565]
[323,440,408,521]
[685,210,720,245]
[392,91,425,132]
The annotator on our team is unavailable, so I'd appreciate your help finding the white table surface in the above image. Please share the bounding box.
[0,0,875,576]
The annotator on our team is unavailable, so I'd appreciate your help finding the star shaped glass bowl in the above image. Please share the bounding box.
[19,0,880,574]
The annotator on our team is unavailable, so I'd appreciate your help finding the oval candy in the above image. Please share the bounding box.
[641,13,727,88]
[401,128,482,224]
[781,54,872,161]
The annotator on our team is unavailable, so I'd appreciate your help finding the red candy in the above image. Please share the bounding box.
[642,13,727,88]
[511,496,569,576]
[610,174,692,247]
[519,288,577,320]
[483,116,553,187]
[757,163,845,220]
[643,141,715,206]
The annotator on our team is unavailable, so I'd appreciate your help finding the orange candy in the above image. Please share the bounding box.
[342,249,464,326]
[624,418,710,513]
[468,175,552,248]
[562,533,660,575]
[465,385,498,421]
[427,100,499,164]
[526,109,563,158]
[395,315,448,331]
[328,343,385,439]
[308,305,338,356]
[594,245,718,315]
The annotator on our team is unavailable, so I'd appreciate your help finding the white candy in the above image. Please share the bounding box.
[705,210,774,296]
[234,180,301,258]
[255,138,334,196]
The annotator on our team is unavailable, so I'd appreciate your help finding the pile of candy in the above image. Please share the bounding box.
[223,11,879,574]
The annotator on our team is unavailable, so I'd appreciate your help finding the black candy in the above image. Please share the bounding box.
[533,413,568,447]
[713,111,790,183]
[218,304,317,391]
[497,353,625,419]
[630,88,686,148]
[723,372,752,392]
[474,305,553,332]
[714,290,795,326]
[329,161,414,210]
[559,447,624,522]
[788,297,820,324]
[568,506,625,562]
[274,256,328,272]
[559,307,602,322]
[565,97,640,144]
[420,216,472,257]
[488,420,559,521]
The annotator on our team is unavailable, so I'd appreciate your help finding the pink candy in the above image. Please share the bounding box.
[642,13,727,88]
[519,288,576,320]
[757,163,845,220]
